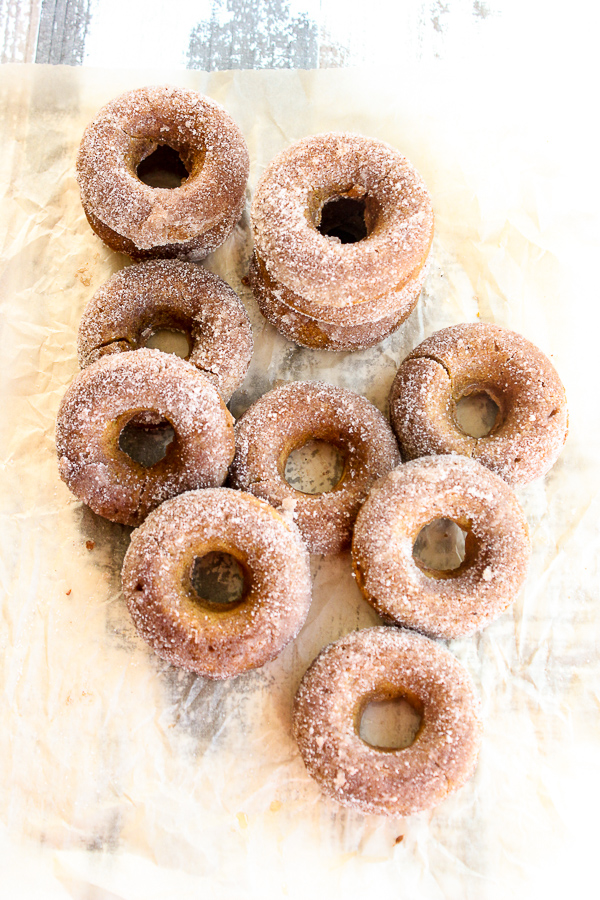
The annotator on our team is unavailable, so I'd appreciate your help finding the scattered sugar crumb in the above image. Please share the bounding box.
[334,770,347,788]
[279,496,298,524]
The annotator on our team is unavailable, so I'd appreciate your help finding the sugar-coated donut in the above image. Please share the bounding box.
[352,456,530,639]
[56,349,235,526]
[248,254,427,352]
[122,488,312,679]
[77,86,249,260]
[293,627,482,817]
[77,260,253,402]
[251,132,433,309]
[249,132,433,349]
[389,323,568,485]
[229,381,400,555]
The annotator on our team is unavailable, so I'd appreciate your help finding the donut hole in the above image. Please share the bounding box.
[413,517,477,578]
[454,389,501,438]
[316,195,371,244]
[284,440,345,494]
[359,695,423,750]
[188,552,247,610]
[144,328,192,359]
[136,145,190,189]
[118,411,175,467]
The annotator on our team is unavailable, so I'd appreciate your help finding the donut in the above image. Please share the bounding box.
[351,456,530,639]
[292,627,482,817]
[77,260,253,402]
[389,323,568,485]
[77,86,249,260]
[250,133,433,350]
[56,349,235,526]
[251,133,433,311]
[248,253,427,352]
[229,381,401,555]
[121,488,312,679]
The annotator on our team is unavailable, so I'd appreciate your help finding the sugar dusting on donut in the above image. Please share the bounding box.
[390,322,568,485]
[250,248,428,328]
[230,381,400,554]
[293,626,482,816]
[78,260,253,401]
[122,488,312,678]
[56,348,235,525]
[352,455,530,639]
[77,86,249,256]
[251,132,433,309]
[248,251,428,351]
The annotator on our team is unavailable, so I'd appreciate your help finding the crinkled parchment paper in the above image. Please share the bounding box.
[1,63,599,900]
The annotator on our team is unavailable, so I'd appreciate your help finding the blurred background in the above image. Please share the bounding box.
[2,0,592,75]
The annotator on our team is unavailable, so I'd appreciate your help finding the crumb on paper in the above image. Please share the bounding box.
[395,834,404,844]
[86,540,95,551]
[65,589,71,595]
[75,264,93,286]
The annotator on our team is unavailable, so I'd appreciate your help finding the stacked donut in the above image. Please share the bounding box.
[57,86,569,820]
[249,132,434,351]
[76,85,249,260]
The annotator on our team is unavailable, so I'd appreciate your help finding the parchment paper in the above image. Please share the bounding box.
[1,63,599,900]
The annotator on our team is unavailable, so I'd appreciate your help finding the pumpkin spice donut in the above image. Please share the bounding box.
[56,349,235,526]
[77,85,249,260]
[352,456,530,639]
[229,381,400,555]
[77,260,253,402]
[293,627,483,817]
[389,322,568,485]
[122,488,312,679]
[249,132,433,349]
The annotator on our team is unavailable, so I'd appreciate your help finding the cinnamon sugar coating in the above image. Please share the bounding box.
[77,86,249,259]
[122,488,312,679]
[251,132,433,310]
[229,381,400,555]
[56,349,235,526]
[293,627,482,817]
[77,260,253,402]
[248,252,427,352]
[389,323,568,485]
[352,456,530,639]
